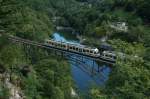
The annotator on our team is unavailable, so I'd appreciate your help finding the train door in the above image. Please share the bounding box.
[90,50,94,56]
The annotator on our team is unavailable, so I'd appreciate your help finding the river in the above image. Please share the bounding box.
[52,32,111,94]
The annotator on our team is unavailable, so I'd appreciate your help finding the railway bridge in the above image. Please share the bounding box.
[8,36,115,64]
[1,34,115,76]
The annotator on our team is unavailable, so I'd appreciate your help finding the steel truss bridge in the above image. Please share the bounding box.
[2,35,115,77]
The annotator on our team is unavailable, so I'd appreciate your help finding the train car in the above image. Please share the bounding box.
[67,43,100,57]
[101,51,117,61]
[45,39,68,50]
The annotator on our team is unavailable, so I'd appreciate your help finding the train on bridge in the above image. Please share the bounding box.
[7,35,117,63]
[45,39,117,62]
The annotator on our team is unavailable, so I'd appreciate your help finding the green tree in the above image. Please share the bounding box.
[0,0,20,32]
[24,71,40,99]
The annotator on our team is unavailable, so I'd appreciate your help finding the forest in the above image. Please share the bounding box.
[0,0,150,99]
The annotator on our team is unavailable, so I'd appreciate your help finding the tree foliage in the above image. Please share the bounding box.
[0,0,150,99]
[0,0,72,99]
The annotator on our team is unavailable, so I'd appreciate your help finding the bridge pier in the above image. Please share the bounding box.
[97,65,100,72]
[54,50,57,55]
[81,56,85,63]
[61,52,64,57]
[91,60,95,75]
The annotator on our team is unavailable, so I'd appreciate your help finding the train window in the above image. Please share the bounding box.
[114,56,117,59]
[83,49,86,52]
[105,55,108,57]
[63,45,66,48]
[76,48,78,51]
[73,47,75,50]
[86,50,89,53]
[90,51,93,53]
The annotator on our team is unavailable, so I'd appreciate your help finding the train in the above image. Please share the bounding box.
[44,39,117,62]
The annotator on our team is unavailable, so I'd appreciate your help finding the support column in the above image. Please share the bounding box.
[91,60,94,75]
[61,52,63,57]
[98,65,100,72]
[82,56,84,63]
[55,50,57,55]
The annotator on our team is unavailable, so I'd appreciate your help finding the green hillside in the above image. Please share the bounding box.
[0,0,150,99]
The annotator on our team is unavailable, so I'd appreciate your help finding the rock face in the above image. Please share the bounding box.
[4,74,24,99]
[71,88,78,98]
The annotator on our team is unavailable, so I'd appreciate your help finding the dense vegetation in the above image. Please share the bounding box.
[0,0,150,99]
[72,0,150,99]
[0,0,72,99]
[44,0,150,98]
